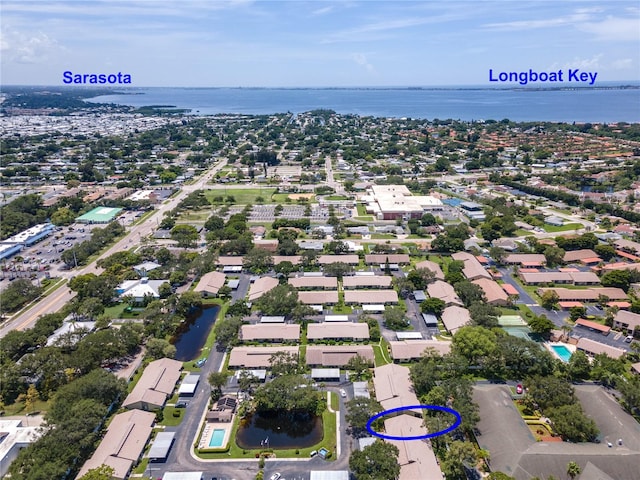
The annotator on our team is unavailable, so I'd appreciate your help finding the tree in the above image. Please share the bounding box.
[254,284,299,316]
[421,297,446,316]
[452,326,498,366]
[274,260,297,276]
[441,441,478,480]
[237,370,259,394]
[0,279,43,314]
[489,246,507,265]
[543,246,565,267]
[601,269,632,292]
[349,440,400,480]
[590,353,625,387]
[202,213,223,231]
[524,375,575,411]
[407,268,436,290]
[469,303,500,328]
[253,374,324,415]
[617,374,640,414]
[569,306,587,322]
[170,224,199,248]
[214,316,242,349]
[567,461,581,480]
[145,338,176,360]
[527,314,555,336]
[78,465,115,480]
[50,206,76,226]
[383,306,407,330]
[23,384,40,414]
[488,473,516,480]
[345,397,382,437]
[594,244,616,261]
[549,405,598,442]
[346,354,373,380]
[540,290,560,310]
[208,371,229,399]
[567,350,591,381]
[322,261,354,278]
[243,248,274,274]
[269,351,302,376]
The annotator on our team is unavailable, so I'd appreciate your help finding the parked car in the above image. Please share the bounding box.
[516,384,524,395]
[339,388,347,398]
[269,474,281,480]
[175,401,188,408]
[194,358,207,368]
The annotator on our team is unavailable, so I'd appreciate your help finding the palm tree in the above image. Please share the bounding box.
[566,461,581,479]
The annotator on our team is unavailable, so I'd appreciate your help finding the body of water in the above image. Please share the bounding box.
[87,85,640,122]
[235,411,323,449]
[171,305,220,361]
[551,344,573,363]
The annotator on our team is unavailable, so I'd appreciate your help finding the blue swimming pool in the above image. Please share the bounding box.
[551,345,573,363]
[209,429,226,448]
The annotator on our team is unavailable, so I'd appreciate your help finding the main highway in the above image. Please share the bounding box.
[0,159,227,339]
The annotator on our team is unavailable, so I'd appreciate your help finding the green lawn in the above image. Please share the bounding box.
[204,188,276,205]
[543,223,582,233]
[160,406,185,426]
[331,304,353,314]
[329,391,340,411]
[373,340,392,367]
[325,195,350,201]
[1,399,50,416]
[356,204,367,216]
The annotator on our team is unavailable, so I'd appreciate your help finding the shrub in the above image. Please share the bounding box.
[258,456,265,469]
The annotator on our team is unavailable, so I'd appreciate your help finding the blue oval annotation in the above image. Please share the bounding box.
[366,405,462,441]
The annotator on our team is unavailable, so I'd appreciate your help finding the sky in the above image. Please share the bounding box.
[1,0,639,87]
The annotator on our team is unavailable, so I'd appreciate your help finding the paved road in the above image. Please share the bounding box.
[0,159,227,338]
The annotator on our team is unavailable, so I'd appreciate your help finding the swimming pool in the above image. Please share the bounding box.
[209,429,226,448]
[551,345,572,363]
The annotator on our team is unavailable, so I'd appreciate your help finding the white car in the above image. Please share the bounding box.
[269,474,281,480]
[339,389,347,398]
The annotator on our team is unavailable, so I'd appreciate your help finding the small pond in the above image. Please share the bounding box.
[171,305,220,361]
[235,411,323,449]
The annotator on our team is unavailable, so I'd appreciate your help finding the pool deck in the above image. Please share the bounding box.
[545,342,576,362]
[198,419,233,450]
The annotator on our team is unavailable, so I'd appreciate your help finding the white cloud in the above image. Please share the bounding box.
[482,12,591,31]
[611,58,633,70]
[311,5,334,16]
[577,16,640,42]
[352,52,374,72]
[0,29,61,64]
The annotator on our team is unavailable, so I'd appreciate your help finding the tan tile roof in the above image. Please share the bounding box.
[288,276,338,289]
[240,324,300,341]
[247,276,279,301]
[305,345,374,366]
[307,322,369,340]
[228,346,299,368]
[122,358,182,410]
[298,290,340,304]
[344,289,398,304]
[193,271,226,295]
[342,276,393,288]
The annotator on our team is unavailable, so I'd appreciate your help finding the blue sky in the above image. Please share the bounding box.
[1,0,639,87]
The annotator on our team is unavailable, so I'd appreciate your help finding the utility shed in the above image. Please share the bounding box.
[148,432,175,462]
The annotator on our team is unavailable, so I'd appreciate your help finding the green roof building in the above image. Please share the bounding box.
[76,207,123,224]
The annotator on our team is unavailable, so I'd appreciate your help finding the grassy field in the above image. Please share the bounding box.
[204,188,276,205]
[160,406,185,426]
[543,223,582,233]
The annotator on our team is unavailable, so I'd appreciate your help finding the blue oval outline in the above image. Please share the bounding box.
[366,404,462,441]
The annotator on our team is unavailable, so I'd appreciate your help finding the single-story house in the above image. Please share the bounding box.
[452,252,492,280]
[384,414,444,480]
[122,358,183,411]
[317,254,360,265]
[503,253,546,267]
[344,290,398,304]
[472,277,510,306]
[193,271,226,297]
[563,249,600,264]
[613,310,640,335]
[228,346,299,369]
[342,276,393,289]
[76,409,155,480]
[240,324,300,342]
[305,345,374,367]
[247,276,279,301]
[536,287,627,302]
[288,276,338,290]
[307,322,369,341]
[364,254,410,265]
[389,340,451,362]
[373,363,419,412]
[298,290,340,305]
[441,305,471,334]
[414,260,445,280]
[576,337,625,359]
[427,281,462,306]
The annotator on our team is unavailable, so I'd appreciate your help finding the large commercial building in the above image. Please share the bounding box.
[76,206,123,224]
[362,185,443,220]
